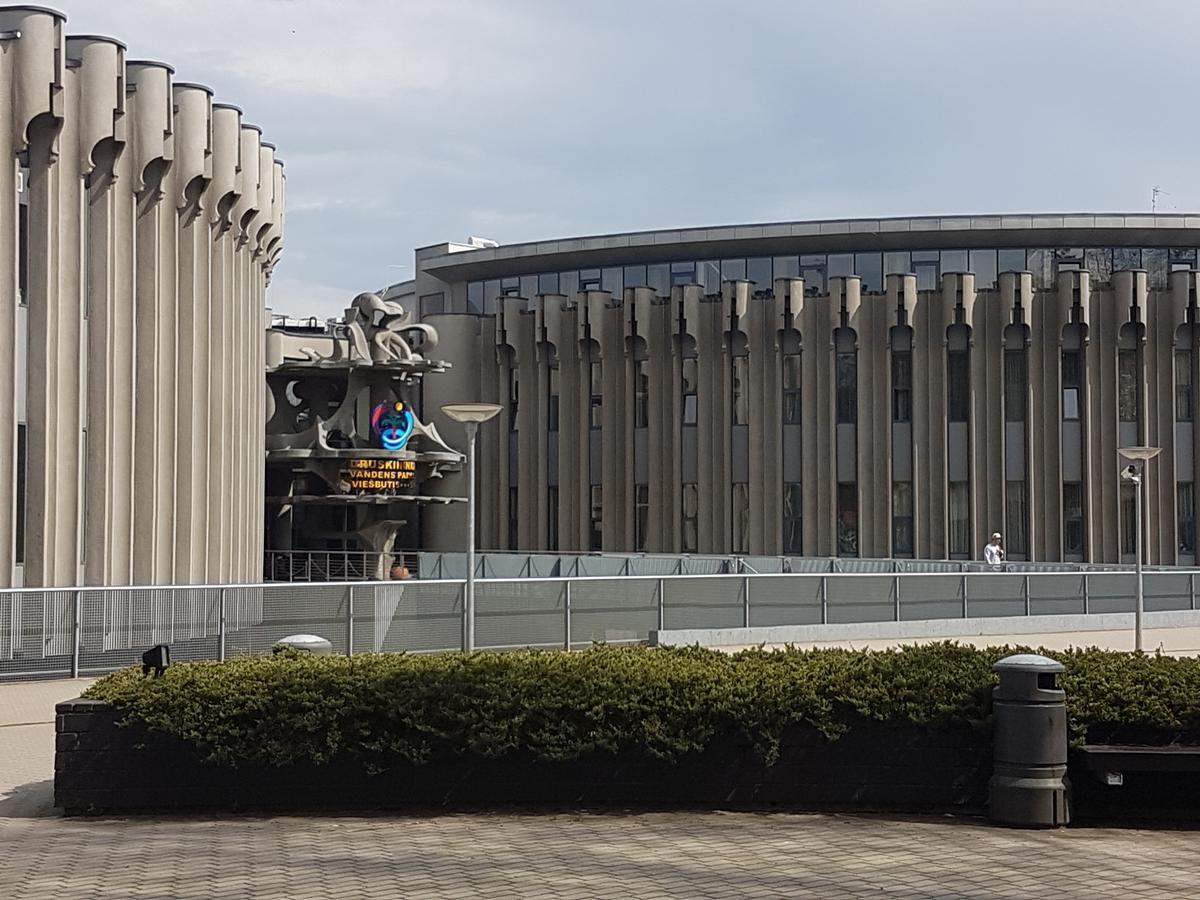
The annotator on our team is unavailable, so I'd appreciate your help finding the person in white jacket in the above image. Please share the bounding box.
[983,533,1005,567]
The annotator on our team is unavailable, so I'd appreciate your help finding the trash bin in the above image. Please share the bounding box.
[274,634,334,656]
[989,653,1070,827]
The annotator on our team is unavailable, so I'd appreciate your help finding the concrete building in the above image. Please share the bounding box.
[389,215,1200,565]
[0,5,284,587]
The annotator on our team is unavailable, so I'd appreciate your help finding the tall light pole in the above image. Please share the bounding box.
[442,403,502,652]
[1119,445,1161,652]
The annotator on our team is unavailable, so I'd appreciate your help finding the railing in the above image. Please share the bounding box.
[264,550,420,582]
[3,569,1199,681]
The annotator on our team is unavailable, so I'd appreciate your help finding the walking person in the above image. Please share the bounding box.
[983,532,1005,569]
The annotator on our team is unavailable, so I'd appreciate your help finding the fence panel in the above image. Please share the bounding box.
[746,575,823,627]
[898,576,962,621]
[568,578,658,644]
[826,576,896,623]
[475,580,564,650]
[662,576,743,630]
[1085,574,1137,614]
[367,581,462,653]
[1143,572,1193,611]
[1027,574,1087,616]
[963,575,1028,618]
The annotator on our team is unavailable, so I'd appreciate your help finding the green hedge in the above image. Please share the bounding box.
[84,644,1200,770]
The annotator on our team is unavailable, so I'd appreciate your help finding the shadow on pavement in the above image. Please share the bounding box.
[0,779,56,818]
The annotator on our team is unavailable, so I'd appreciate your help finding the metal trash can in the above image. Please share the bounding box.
[989,653,1070,827]
[274,634,334,656]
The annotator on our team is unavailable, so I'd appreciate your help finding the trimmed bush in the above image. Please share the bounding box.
[84,643,1200,771]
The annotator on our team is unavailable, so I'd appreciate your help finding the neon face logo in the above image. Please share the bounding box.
[370,401,414,451]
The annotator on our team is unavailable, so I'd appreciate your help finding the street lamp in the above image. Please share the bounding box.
[442,403,503,652]
[1119,445,1161,652]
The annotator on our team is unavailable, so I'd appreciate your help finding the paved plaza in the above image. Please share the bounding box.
[2,678,1199,899]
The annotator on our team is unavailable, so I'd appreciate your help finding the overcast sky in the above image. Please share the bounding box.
[48,0,1200,317]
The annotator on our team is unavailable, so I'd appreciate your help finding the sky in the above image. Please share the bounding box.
[46,0,1200,318]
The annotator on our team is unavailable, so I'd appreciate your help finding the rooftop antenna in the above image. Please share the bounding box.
[1152,185,1165,213]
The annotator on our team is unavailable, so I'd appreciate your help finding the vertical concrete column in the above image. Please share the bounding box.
[911,275,953,557]
[798,280,833,555]
[744,282,782,554]
[641,288,676,552]
[0,33,15,586]
[683,287,727,552]
[967,275,1005,556]
[595,295,629,550]
[888,274,919,554]
[509,301,537,550]
[1083,271,1120,562]
[1027,273,1068,560]
[849,276,890,558]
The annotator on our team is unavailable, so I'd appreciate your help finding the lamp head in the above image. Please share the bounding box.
[1120,464,1140,483]
[441,403,502,425]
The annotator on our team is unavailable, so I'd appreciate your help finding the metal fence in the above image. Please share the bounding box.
[267,548,1179,582]
[3,569,1199,680]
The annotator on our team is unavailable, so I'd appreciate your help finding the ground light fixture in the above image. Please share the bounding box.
[441,403,504,652]
[141,644,170,677]
[1118,446,1161,652]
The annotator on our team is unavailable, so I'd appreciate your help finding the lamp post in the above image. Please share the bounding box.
[1119,446,1161,652]
[442,403,502,652]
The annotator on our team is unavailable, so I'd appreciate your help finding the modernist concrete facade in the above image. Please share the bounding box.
[0,6,284,587]
[388,215,1200,565]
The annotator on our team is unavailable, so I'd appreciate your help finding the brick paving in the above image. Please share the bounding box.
[3,678,1199,899]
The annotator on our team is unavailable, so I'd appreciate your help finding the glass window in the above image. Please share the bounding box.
[828,254,853,278]
[1179,483,1196,555]
[589,485,603,551]
[590,360,602,429]
[559,270,579,298]
[1027,249,1051,289]
[538,272,560,294]
[547,485,559,552]
[483,280,502,313]
[501,276,520,294]
[580,269,602,290]
[941,250,968,273]
[732,355,749,425]
[949,481,970,558]
[998,248,1026,273]
[635,484,649,552]
[1143,248,1168,289]
[548,366,560,431]
[467,282,484,314]
[699,260,720,293]
[648,264,670,294]
[1121,482,1137,557]
[721,258,747,281]
[1062,351,1082,420]
[914,260,939,291]
[508,486,519,550]
[17,167,28,306]
[1053,248,1083,274]
[520,275,537,298]
[855,253,882,292]
[892,351,912,422]
[892,481,913,556]
[801,255,826,295]
[1085,249,1112,284]
[623,265,647,288]
[747,257,772,290]
[682,358,698,425]
[947,350,969,422]
[732,482,750,553]
[783,354,802,424]
[884,251,911,277]
[670,262,696,285]
[837,483,858,557]
[783,482,802,554]
[419,292,445,318]
[836,348,857,424]
[1005,481,1028,558]
[1005,350,1027,422]
[1177,349,1193,422]
[912,251,939,262]
[15,423,26,564]
[682,483,698,553]
[773,256,800,279]
[508,369,519,431]
[1063,482,1085,556]
[1118,348,1139,423]
[634,359,649,428]
[601,268,623,296]
[1112,248,1141,272]
[969,249,997,289]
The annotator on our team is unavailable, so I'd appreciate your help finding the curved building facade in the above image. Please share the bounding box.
[0,6,284,586]
[398,214,1200,565]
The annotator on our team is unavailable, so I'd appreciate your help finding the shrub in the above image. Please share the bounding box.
[84,643,1200,770]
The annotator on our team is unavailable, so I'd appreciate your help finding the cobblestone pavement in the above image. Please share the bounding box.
[3,679,1199,899]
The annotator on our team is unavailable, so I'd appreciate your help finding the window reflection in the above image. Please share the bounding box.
[969,250,997,289]
[855,253,882,292]
[721,258,747,281]
[940,250,967,273]
[747,257,772,290]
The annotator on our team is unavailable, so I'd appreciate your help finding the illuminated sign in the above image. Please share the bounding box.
[370,400,414,451]
[342,458,417,493]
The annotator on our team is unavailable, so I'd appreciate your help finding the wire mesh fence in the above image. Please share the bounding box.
[1,569,1198,680]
